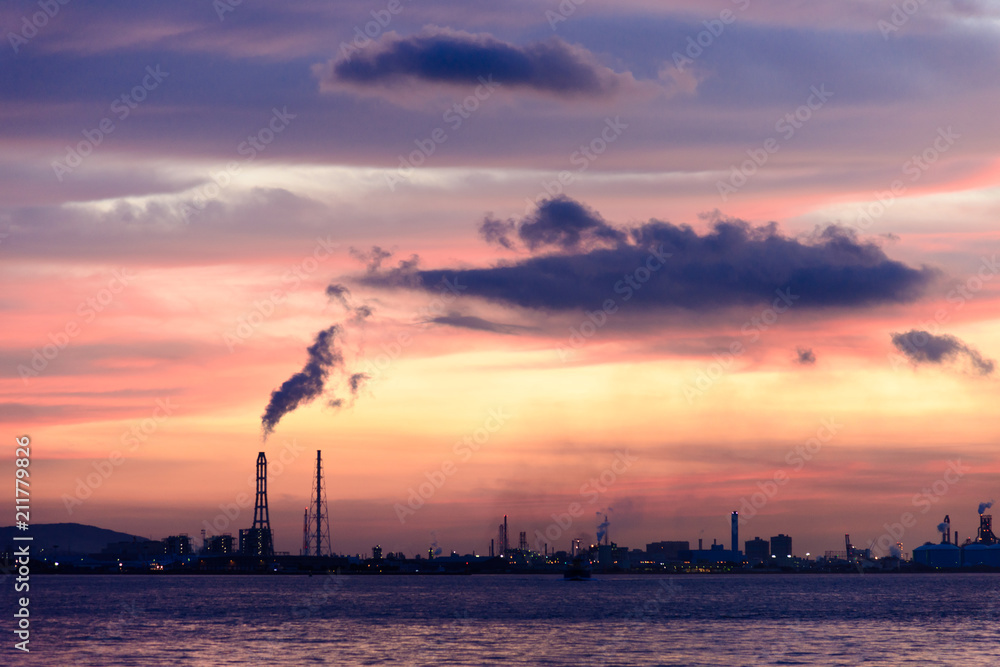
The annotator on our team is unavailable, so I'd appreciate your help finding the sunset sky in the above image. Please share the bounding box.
[3,0,999,559]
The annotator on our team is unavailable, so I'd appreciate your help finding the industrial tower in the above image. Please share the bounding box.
[977,513,997,545]
[497,515,509,557]
[304,450,333,557]
[239,451,274,557]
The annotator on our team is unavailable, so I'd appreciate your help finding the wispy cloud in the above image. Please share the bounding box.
[427,313,532,335]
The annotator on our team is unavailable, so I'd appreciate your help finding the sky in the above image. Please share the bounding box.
[2,0,1000,560]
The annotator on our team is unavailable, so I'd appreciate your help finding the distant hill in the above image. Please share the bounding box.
[0,523,150,555]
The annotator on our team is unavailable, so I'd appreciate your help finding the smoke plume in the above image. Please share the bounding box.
[979,500,994,515]
[430,531,443,556]
[326,282,375,324]
[349,372,370,396]
[261,325,343,440]
[595,508,612,544]
[937,522,949,534]
[325,283,352,309]
[795,347,816,365]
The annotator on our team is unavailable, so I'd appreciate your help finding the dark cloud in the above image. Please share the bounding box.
[890,330,994,375]
[261,325,343,440]
[428,313,530,335]
[481,196,626,252]
[319,28,627,97]
[795,347,816,365]
[364,198,936,313]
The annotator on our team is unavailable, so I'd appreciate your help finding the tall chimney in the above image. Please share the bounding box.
[731,511,739,553]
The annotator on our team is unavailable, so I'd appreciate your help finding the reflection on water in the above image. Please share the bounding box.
[17,573,1000,666]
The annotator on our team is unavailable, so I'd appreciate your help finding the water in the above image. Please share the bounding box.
[6,573,1000,666]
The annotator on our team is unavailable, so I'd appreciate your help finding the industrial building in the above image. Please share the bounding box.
[913,511,1000,568]
[771,534,793,560]
[912,541,961,568]
[646,541,689,562]
[302,450,333,557]
[239,452,274,557]
[204,534,234,555]
[680,539,742,564]
[745,537,769,563]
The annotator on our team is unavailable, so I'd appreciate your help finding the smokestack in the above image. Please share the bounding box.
[938,516,951,545]
[302,508,308,556]
[504,514,508,554]
[731,511,738,553]
[699,538,703,550]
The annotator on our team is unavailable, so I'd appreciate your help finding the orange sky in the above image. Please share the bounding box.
[3,0,1000,559]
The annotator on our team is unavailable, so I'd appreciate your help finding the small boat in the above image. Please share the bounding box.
[563,556,592,581]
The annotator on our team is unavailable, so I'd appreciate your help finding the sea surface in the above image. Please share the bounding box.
[5,573,1000,666]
